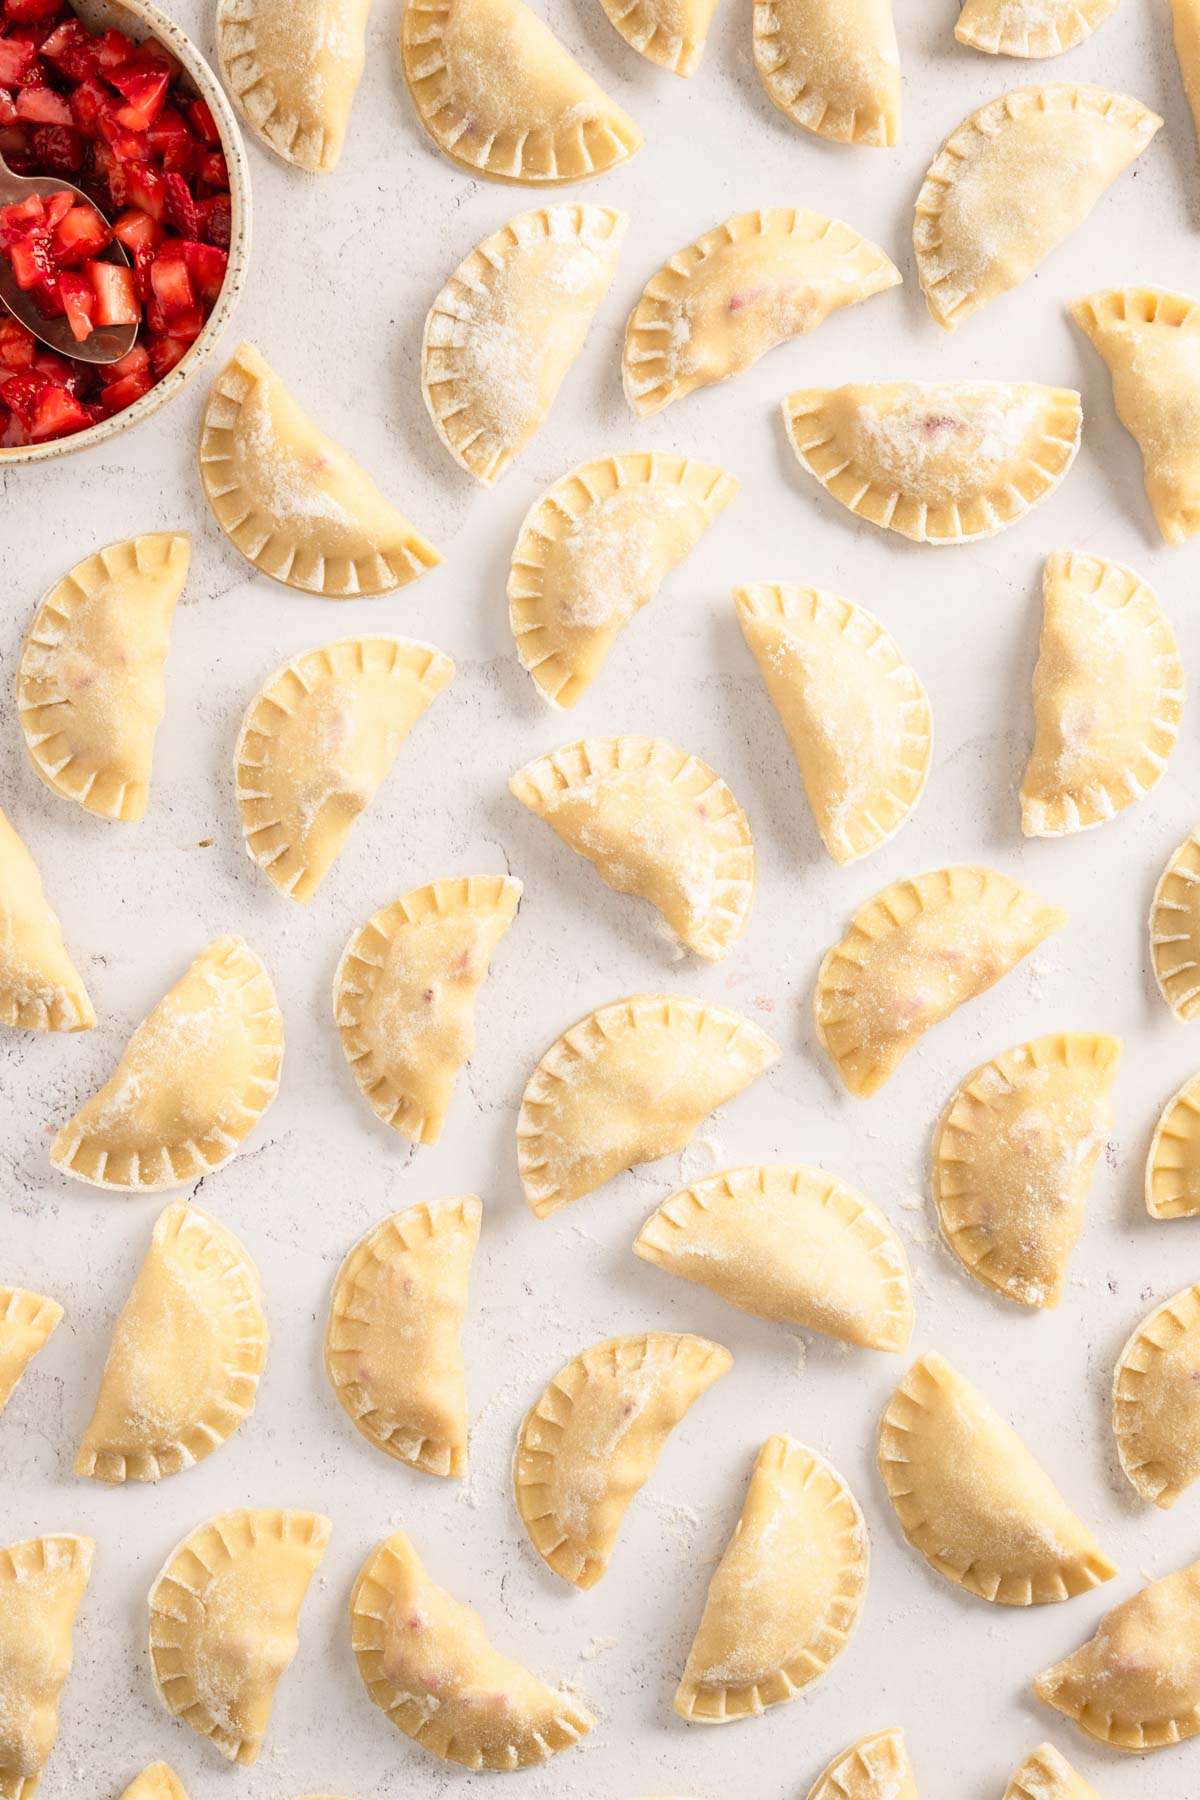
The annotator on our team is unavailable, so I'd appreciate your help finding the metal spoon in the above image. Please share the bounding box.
[0,150,137,365]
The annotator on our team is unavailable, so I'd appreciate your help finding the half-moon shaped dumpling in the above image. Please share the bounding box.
[915,87,1159,332]
[634,1164,913,1351]
[752,0,901,146]
[1004,1744,1099,1799]
[599,0,718,74]
[676,1434,868,1722]
[200,343,442,595]
[509,737,754,960]
[958,0,1118,56]
[333,875,520,1143]
[350,1530,594,1768]
[932,1033,1121,1309]
[0,1535,93,1800]
[148,1509,329,1765]
[401,0,642,183]
[49,935,283,1192]
[17,533,190,823]
[0,806,94,1033]
[514,1331,731,1588]
[734,583,931,864]
[1034,1561,1200,1751]
[76,1202,267,1484]
[1113,1282,1200,1508]
[1150,829,1200,1019]
[424,204,625,486]
[1174,0,1200,157]
[0,1287,62,1416]
[1071,288,1200,544]
[878,1352,1116,1605]
[236,636,454,902]
[118,1764,190,1800]
[216,0,370,171]
[518,993,780,1217]
[1022,551,1183,836]
[1147,1070,1200,1217]
[815,866,1066,1098]
[509,452,738,708]
[623,209,900,418]
[324,1194,481,1476]
[783,381,1082,544]
[806,1728,917,1800]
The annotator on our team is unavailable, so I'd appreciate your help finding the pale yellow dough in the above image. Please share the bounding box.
[325,1194,481,1476]
[1004,1744,1100,1799]
[509,452,738,708]
[76,1201,268,1484]
[509,737,754,960]
[117,1766,189,1800]
[676,1435,868,1722]
[518,993,779,1217]
[148,1509,329,1765]
[806,1728,917,1799]
[1021,551,1182,835]
[333,875,520,1142]
[958,0,1118,54]
[1114,1282,1200,1507]
[401,0,642,182]
[350,1531,594,1768]
[879,1352,1116,1605]
[0,806,94,1033]
[1147,1070,1200,1217]
[815,865,1066,1098]
[1071,287,1200,544]
[17,533,189,823]
[0,1289,62,1417]
[235,636,454,902]
[50,936,283,1191]
[217,0,371,170]
[735,583,931,864]
[514,1332,731,1587]
[915,87,1158,331]
[1173,0,1200,154]
[0,1534,93,1800]
[200,342,442,595]
[1150,829,1200,1019]
[634,1164,913,1350]
[783,381,1082,544]
[623,209,899,417]
[932,1033,1121,1309]
[1034,1560,1200,1751]
[753,0,900,145]
[599,0,719,74]
[424,204,625,486]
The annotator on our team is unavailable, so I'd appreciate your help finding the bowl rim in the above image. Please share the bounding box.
[0,0,252,465]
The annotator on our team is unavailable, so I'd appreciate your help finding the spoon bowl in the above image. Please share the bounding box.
[0,153,138,365]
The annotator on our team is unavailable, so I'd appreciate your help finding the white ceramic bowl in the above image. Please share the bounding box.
[0,0,251,464]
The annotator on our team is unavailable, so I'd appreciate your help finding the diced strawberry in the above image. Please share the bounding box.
[8,229,53,289]
[195,193,230,249]
[99,365,151,411]
[195,150,226,193]
[123,159,164,219]
[30,381,91,438]
[33,346,85,391]
[15,83,69,124]
[182,236,225,301]
[161,169,197,236]
[57,268,94,340]
[0,315,35,368]
[52,200,109,264]
[93,27,132,73]
[3,0,62,24]
[43,190,72,227]
[0,90,16,128]
[39,17,99,80]
[0,369,44,423]
[0,36,35,84]
[111,206,160,252]
[1,407,29,445]
[112,62,168,131]
[146,102,192,166]
[86,255,139,324]
[30,123,82,173]
[0,193,45,243]
[186,96,218,144]
[106,341,148,378]
[147,331,187,377]
[148,242,191,319]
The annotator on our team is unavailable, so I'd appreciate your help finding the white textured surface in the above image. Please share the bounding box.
[1,1,1197,1796]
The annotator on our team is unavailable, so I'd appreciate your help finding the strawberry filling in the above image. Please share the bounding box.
[0,0,231,445]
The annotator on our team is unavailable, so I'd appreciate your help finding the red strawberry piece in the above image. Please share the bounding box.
[8,229,53,289]
[56,267,94,340]
[111,206,161,252]
[161,169,197,236]
[186,96,218,144]
[195,150,226,193]
[195,193,230,249]
[147,330,187,377]
[0,35,36,83]
[0,192,45,243]
[86,255,139,324]
[39,17,99,80]
[112,62,168,131]
[147,241,192,318]
[0,91,16,127]
[0,315,35,368]
[99,364,151,411]
[42,189,72,227]
[0,368,45,423]
[182,236,225,301]
[123,159,164,219]
[106,340,148,378]
[15,83,69,124]
[52,199,109,265]
[93,26,132,73]
[30,380,90,437]
[30,122,83,172]
[3,0,62,23]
